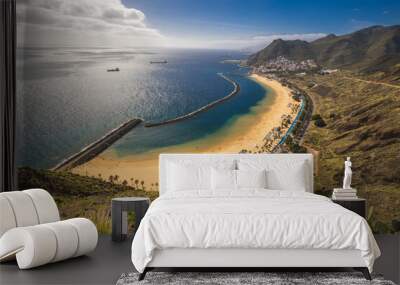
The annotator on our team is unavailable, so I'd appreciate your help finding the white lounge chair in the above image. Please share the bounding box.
[0,189,98,269]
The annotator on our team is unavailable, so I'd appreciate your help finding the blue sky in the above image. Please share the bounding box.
[124,0,400,48]
[18,0,399,49]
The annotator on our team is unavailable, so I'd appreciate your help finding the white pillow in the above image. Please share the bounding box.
[236,169,267,189]
[211,168,236,190]
[166,159,236,192]
[167,162,210,191]
[238,159,308,191]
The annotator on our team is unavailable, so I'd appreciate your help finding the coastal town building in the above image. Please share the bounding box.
[254,56,318,73]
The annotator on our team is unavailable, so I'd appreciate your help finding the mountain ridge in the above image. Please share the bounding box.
[248,25,400,73]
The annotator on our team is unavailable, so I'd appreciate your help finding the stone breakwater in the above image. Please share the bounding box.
[145,73,240,127]
[52,118,143,171]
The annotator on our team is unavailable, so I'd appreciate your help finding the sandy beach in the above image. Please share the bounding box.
[71,74,298,187]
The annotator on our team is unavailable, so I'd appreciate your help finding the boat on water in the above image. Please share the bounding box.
[107,68,120,72]
[150,60,167,64]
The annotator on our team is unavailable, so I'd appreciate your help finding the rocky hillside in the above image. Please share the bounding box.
[248,25,400,75]
[287,72,400,232]
[248,25,400,232]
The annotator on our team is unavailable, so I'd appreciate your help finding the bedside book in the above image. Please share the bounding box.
[333,188,357,193]
[332,188,358,200]
[332,193,357,197]
[332,196,359,200]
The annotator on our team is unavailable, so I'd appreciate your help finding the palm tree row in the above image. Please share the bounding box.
[94,174,160,191]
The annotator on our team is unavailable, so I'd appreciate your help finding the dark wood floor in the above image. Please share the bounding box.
[1,234,398,285]
[0,235,133,285]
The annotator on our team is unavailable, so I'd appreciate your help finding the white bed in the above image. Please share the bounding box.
[131,154,380,280]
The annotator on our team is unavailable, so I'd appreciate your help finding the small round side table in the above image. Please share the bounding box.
[111,197,150,242]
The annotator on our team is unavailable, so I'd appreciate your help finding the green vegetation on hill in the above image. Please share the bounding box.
[248,25,400,78]
[18,167,158,234]
[312,114,327,127]
[285,136,307,153]
[248,24,400,232]
[286,71,400,232]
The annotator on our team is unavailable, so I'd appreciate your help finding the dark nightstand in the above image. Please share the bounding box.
[332,198,366,218]
[111,197,150,242]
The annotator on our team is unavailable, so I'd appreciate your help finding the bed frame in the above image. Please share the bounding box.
[139,154,371,280]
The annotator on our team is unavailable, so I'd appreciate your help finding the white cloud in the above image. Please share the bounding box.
[16,0,326,51]
[17,0,165,47]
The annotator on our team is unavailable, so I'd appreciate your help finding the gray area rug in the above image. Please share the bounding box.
[116,272,395,285]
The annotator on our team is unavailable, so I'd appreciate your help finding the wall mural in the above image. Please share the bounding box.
[16,0,400,233]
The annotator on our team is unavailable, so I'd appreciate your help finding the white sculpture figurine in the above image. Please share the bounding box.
[343,157,352,189]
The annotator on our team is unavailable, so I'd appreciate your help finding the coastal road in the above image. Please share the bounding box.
[342,76,400,89]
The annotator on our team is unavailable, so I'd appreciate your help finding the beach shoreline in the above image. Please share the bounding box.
[71,74,298,186]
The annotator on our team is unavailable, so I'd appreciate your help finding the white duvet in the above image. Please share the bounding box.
[131,190,380,273]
